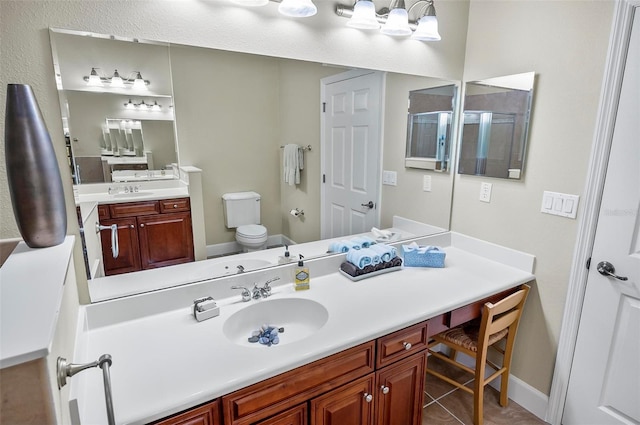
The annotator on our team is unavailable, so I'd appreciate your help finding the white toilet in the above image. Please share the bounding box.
[222,191,268,252]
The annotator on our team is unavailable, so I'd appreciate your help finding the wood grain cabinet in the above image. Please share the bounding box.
[98,198,194,276]
[152,399,221,425]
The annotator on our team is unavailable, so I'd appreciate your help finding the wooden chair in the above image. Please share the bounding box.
[426,284,530,425]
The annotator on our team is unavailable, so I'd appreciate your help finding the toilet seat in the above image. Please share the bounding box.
[236,224,268,251]
[236,224,267,239]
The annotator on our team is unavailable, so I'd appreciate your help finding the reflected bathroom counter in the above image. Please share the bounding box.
[73,180,189,207]
[88,216,442,302]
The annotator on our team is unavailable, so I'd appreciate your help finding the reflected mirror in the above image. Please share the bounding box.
[49,29,178,184]
[457,72,535,179]
[405,85,457,171]
[49,28,460,292]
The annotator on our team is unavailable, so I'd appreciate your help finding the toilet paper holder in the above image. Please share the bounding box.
[290,208,304,218]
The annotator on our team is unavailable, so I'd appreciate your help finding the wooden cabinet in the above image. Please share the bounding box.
[152,399,221,425]
[154,289,518,425]
[99,198,194,276]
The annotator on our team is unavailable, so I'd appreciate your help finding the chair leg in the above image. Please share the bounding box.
[449,348,458,362]
[474,378,484,425]
[499,371,509,407]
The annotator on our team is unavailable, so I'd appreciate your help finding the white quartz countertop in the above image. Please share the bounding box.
[75,186,188,205]
[72,233,535,424]
[0,236,75,369]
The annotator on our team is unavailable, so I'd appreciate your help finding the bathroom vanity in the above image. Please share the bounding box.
[69,231,535,425]
[97,197,194,275]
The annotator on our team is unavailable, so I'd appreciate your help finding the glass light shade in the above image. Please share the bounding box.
[87,68,102,86]
[278,0,317,17]
[380,7,411,36]
[110,70,124,88]
[230,0,269,5]
[152,101,161,111]
[124,99,135,109]
[132,72,147,90]
[347,0,380,30]
[411,15,441,41]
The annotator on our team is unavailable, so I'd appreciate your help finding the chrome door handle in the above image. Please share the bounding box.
[97,223,119,259]
[361,201,374,209]
[597,261,628,281]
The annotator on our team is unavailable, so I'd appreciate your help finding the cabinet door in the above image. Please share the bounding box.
[153,399,221,425]
[256,404,307,425]
[100,217,141,276]
[138,211,195,269]
[310,375,375,425]
[375,351,426,425]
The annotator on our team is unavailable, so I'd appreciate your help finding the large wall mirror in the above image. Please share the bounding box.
[457,72,535,179]
[49,28,460,292]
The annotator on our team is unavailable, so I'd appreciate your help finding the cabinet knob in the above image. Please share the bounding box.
[403,341,412,350]
[380,385,390,394]
[173,204,178,208]
[130,224,134,229]
[140,223,145,228]
[363,393,373,403]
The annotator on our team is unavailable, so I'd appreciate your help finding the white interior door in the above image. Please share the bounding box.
[562,10,640,425]
[321,70,383,239]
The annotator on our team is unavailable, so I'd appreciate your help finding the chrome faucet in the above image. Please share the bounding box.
[231,285,252,302]
[253,277,280,299]
[236,265,245,274]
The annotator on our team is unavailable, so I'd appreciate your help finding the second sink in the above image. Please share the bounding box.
[223,298,329,347]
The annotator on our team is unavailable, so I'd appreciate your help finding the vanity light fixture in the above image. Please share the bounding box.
[123,99,162,110]
[83,68,150,88]
[336,0,441,41]
[229,0,317,18]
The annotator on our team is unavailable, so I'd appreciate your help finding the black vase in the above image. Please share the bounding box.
[5,84,67,248]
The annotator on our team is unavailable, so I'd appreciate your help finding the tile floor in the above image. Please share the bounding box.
[422,356,548,425]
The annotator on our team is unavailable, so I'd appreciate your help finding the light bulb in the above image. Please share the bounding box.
[411,15,441,41]
[380,7,411,36]
[110,69,124,88]
[347,0,380,30]
[278,0,317,17]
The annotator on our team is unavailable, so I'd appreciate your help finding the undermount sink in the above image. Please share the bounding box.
[223,298,329,347]
[112,192,153,198]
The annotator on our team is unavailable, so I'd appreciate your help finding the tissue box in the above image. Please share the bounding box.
[402,245,446,268]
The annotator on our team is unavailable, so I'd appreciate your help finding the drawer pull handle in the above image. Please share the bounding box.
[403,342,412,350]
[381,385,390,394]
[363,393,373,403]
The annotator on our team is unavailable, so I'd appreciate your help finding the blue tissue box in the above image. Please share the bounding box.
[402,245,446,268]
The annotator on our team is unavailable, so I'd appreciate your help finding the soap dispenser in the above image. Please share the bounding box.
[278,245,292,264]
[294,254,310,291]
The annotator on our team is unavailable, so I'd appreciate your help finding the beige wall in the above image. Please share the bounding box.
[455,0,615,394]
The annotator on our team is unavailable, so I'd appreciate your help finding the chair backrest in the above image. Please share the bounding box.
[478,284,530,348]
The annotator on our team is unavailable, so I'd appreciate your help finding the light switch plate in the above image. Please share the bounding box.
[541,191,579,219]
[382,170,397,186]
[423,175,432,192]
[479,182,492,203]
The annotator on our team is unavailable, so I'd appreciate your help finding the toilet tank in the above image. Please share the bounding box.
[222,191,261,228]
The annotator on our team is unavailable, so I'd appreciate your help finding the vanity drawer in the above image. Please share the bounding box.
[376,321,428,369]
[159,197,190,213]
[109,201,160,218]
[222,341,375,425]
[427,313,449,338]
[447,288,516,328]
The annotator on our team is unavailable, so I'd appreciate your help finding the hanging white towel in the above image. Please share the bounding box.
[283,144,302,186]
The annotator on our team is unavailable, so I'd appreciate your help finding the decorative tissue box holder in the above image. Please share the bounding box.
[402,245,446,268]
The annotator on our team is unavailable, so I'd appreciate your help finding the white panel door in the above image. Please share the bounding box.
[321,71,383,239]
[563,9,640,425]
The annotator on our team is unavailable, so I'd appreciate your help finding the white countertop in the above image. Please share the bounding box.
[71,232,535,424]
[0,236,75,369]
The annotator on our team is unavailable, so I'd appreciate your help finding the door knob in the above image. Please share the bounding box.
[597,261,628,281]
[363,393,373,402]
[361,201,374,209]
